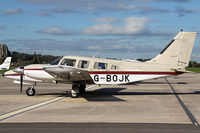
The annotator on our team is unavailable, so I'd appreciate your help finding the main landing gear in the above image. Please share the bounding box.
[26,86,36,96]
[69,82,86,98]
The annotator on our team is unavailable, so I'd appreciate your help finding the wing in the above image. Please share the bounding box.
[43,65,94,83]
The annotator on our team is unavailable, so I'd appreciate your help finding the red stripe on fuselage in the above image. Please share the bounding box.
[4,74,24,76]
[89,71,183,75]
[23,69,183,75]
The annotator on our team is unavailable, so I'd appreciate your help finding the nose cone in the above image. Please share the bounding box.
[3,70,18,78]
[3,70,9,77]
[13,67,24,74]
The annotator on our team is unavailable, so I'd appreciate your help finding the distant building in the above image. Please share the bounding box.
[0,44,8,58]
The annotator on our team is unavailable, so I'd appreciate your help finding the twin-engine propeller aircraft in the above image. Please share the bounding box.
[0,57,12,70]
[3,31,197,98]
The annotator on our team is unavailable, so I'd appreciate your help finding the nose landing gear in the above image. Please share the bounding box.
[26,86,36,96]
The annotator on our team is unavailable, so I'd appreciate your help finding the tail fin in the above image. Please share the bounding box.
[148,31,197,67]
[1,57,12,69]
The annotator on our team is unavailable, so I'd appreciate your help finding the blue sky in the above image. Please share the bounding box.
[0,0,200,61]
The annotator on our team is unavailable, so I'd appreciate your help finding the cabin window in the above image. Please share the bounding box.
[60,59,76,66]
[94,62,107,69]
[111,65,119,70]
[78,60,90,68]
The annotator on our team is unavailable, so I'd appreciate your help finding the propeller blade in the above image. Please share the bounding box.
[20,74,23,93]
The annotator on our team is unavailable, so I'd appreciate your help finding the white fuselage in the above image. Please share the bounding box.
[3,56,182,85]
[3,70,42,82]
[3,64,54,84]
[24,69,54,82]
[89,73,167,84]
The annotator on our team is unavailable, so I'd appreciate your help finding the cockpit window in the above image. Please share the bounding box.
[94,62,107,69]
[50,56,63,65]
[78,60,90,68]
[60,58,76,66]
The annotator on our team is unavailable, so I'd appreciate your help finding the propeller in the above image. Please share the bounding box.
[13,66,24,93]
[20,74,23,93]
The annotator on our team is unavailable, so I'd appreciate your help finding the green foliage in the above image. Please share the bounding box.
[0,58,3,64]
[0,70,8,74]
[186,67,200,73]
[188,61,200,67]
[11,51,59,67]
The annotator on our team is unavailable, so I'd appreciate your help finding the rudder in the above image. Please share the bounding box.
[148,31,197,67]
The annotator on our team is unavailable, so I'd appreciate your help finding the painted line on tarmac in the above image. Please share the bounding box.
[68,98,88,102]
[0,97,64,121]
[0,85,97,121]
[165,77,199,126]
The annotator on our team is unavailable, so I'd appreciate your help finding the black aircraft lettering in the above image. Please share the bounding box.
[94,75,99,82]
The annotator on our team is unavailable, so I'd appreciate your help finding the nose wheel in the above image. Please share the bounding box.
[26,86,36,96]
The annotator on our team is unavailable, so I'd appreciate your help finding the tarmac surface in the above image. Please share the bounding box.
[0,73,200,132]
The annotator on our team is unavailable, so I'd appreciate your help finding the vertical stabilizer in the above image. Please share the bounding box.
[148,31,197,67]
[0,57,12,70]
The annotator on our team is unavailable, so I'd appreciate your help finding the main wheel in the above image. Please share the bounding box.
[79,84,86,94]
[26,87,36,96]
[70,89,79,98]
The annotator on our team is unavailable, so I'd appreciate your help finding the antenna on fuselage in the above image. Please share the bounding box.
[122,50,130,60]
[92,48,101,58]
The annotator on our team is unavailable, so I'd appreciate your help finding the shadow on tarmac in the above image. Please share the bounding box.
[126,81,188,85]
[35,87,200,102]
[37,88,127,101]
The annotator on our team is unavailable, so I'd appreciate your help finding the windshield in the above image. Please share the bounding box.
[60,58,76,66]
[49,56,63,65]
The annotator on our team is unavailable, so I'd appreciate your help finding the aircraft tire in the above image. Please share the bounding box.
[26,87,36,96]
[70,89,79,98]
[79,84,86,94]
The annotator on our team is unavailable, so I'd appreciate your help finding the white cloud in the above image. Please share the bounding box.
[3,8,24,16]
[191,53,200,62]
[18,0,189,6]
[0,25,5,30]
[36,17,172,36]
[174,6,200,17]
[87,45,101,50]
[87,3,137,11]
[36,26,77,35]
[3,37,161,53]
[91,16,118,23]
[83,16,150,35]
[17,0,190,15]
[38,7,81,16]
